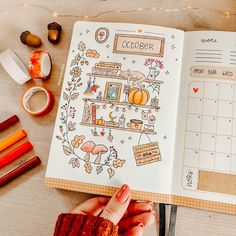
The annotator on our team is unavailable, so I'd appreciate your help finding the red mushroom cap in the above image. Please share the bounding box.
[81,141,95,152]
[92,144,108,155]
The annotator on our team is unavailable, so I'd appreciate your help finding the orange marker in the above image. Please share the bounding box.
[0,129,27,152]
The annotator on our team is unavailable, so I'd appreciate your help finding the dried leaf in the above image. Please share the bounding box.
[78,41,86,51]
[71,135,85,148]
[107,168,115,178]
[68,121,76,131]
[84,163,92,174]
[71,93,79,100]
[69,158,80,168]
[63,92,69,100]
[96,165,103,175]
[63,145,72,156]
[113,159,126,168]
[70,59,78,67]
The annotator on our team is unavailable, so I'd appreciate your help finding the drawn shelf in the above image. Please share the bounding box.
[80,122,157,135]
[83,98,160,110]
[87,73,164,84]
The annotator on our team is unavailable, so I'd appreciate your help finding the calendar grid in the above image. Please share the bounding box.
[212,82,219,172]
[183,81,236,192]
[230,85,235,174]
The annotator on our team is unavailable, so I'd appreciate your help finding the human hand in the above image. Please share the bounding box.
[71,184,155,236]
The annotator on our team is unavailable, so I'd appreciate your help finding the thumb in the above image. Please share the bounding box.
[100,184,131,225]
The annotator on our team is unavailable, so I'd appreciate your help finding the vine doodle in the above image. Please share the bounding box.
[56,41,126,178]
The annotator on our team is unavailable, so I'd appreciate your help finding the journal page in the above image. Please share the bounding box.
[45,21,184,199]
[172,31,236,211]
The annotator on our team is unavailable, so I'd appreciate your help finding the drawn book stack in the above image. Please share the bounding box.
[45,21,236,214]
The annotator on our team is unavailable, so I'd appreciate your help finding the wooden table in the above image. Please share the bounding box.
[0,0,236,235]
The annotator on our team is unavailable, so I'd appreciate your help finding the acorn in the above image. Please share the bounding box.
[47,22,62,44]
[20,31,42,47]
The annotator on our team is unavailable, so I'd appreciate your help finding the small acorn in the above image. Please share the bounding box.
[47,22,62,44]
[20,31,42,47]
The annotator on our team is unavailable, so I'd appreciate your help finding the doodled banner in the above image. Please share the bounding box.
[113,34,165,57]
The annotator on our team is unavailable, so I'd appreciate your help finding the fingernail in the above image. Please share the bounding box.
[152,210,156,216]
[115,184,130,203]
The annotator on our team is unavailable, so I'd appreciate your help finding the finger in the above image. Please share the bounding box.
[123,201,153,218]
[121,224,144,236]
[71,196,110,216]
[119,211,155,232]
[100,184,131,224]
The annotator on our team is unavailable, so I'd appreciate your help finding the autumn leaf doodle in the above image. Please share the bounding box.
[69,158,80,168]
[57,40,126,178]
[70,41,100,67]
[71,135,85,148]
[84,163,92,174]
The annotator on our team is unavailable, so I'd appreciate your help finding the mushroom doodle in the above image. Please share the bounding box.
[56,39,126,178]
[92,144,108,164]
[80,141,95,162]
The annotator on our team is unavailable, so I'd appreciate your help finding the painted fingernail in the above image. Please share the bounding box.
[115,184,130,203]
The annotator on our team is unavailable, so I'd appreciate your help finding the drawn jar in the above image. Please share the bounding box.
[118,114,126,128]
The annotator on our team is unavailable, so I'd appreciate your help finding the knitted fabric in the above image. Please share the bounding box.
[54,213,118,236]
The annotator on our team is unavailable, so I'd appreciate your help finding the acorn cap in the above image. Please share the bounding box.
[20,31,31,44]
[47,22,62,32]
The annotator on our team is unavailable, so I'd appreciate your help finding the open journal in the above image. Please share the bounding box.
[45,21,236,214]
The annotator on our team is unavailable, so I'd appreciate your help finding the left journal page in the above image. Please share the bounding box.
[45,21,184,201]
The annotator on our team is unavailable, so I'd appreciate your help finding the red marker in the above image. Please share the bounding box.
[0,141,33,168]
[0,115,19,132]
[0,156,41,187]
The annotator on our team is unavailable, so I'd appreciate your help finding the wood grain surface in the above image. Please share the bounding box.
[0,0,236,235]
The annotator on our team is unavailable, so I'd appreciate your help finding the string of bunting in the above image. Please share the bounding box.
[84,98,156,114]
[0,2,235,19]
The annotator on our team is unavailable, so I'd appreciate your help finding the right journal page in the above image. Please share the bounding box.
[172,31,236,213]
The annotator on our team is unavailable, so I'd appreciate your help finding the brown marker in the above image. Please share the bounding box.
[0,156,41,187]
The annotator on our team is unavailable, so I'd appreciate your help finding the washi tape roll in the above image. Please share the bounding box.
[0,49,31,84]
[29,51,52,80]
[22,86,54,116]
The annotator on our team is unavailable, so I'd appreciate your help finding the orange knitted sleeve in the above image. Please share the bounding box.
[53,213,119,236]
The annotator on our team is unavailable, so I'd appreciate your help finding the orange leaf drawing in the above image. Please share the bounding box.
[63,145,72,155]
[71,135,85,148]
[84,163,92,174]
[113,159,126,168]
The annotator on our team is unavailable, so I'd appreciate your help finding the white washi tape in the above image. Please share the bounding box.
[0,49,31,85]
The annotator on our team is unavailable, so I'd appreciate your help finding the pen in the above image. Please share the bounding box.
[0,141,33,168]
[0,129,27,152]
[0,156,41,187]
[0,115,19,132]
